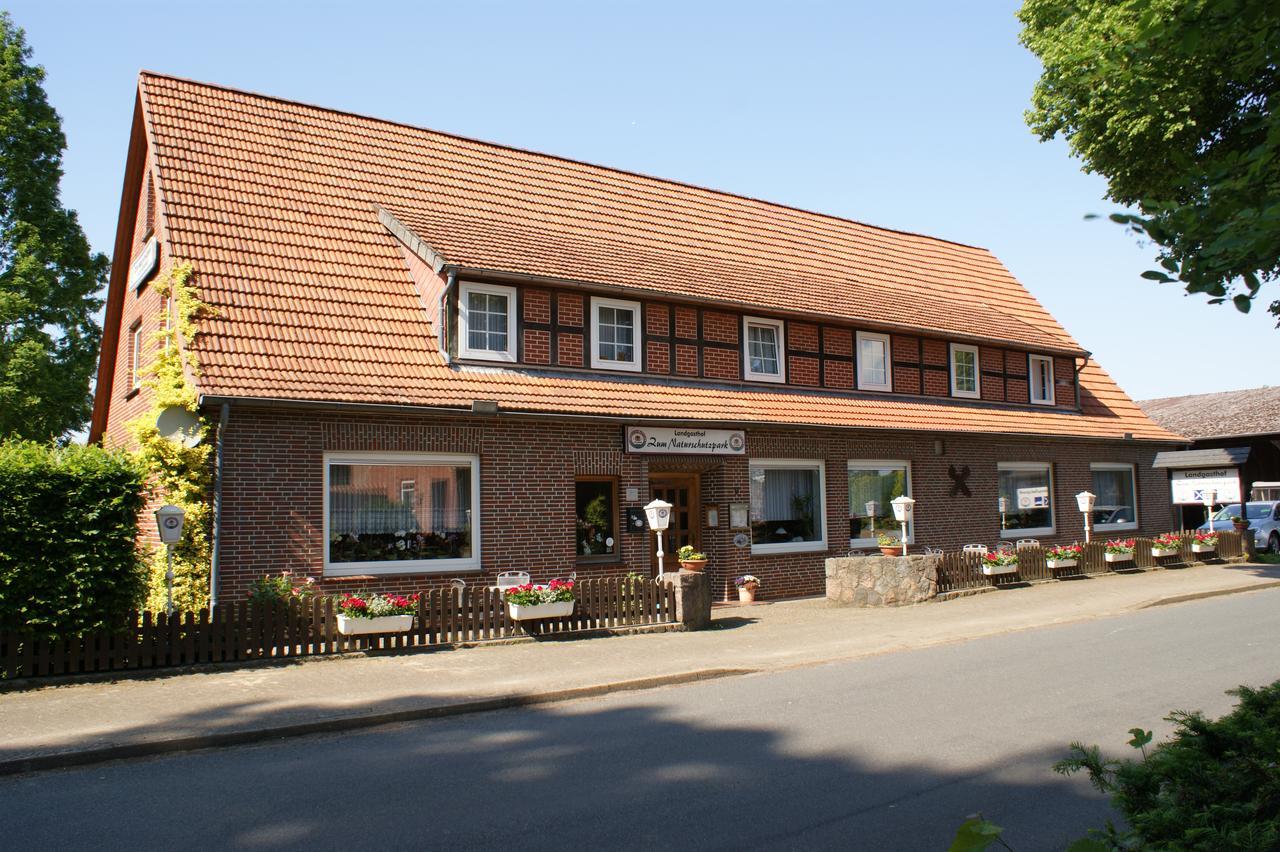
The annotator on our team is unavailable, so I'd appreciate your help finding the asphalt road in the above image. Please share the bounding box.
[4,588,1279,852]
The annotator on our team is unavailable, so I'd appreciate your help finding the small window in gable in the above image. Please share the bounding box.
[128,320,143,393]
[458,282,517,362]
[1029,354,1055,405]
[856,331,892,392]
[590,297,642,372]
[950,343,979,398]
[743,316,785,383]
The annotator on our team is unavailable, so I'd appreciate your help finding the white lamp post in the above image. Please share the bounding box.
[644,498,673,576]
[865,500,879,539]
[890,496,915,556]
[1201,487,1218,530]
[1075,491,1096,543]
[154,504,186,616]
[998,496,1009,531]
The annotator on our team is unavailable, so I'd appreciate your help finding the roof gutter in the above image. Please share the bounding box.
[448,264,1090,359]
[209,401,230,610]
[1074,352,1090,414]
[439,268,457,365]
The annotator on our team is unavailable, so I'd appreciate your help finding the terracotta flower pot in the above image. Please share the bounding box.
[679,559,707,572]
[879,546,903,556]
[738,586,757,603]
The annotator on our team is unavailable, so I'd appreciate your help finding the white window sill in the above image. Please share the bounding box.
[999,527,1055,539]
[750,540,828,555]
[744,372,785,383]
[324,560,482,577]
[458,349,517,363]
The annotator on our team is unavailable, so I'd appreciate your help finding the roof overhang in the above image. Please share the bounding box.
[1152,447,1251,469]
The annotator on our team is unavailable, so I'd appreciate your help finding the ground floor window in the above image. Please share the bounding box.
[325,453,479,575]
[848,461,911,546]
[997,462,1055,537]
[1091,463,1138,531]
[575,477,618,560]
[749,459,826,553]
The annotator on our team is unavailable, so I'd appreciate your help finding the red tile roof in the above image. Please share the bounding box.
[96,72,1181,443]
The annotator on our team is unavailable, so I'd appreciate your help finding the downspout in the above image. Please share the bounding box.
[1074,353,1090,413]
[439,268,458,365]
[209,402,230,610]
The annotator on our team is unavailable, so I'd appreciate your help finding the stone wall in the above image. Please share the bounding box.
[825,555,939,607]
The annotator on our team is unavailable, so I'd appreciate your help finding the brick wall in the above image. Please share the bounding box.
[211,405,1177,603]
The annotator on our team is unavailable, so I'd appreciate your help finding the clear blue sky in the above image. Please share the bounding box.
[10,0,1276,400]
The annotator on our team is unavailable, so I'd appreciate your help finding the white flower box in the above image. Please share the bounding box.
[507,600,575,620]
[1104,551,1133,563]
[1151,547,1179,558]
[1046,558,1077,570]
[1191,543,1216,553]
[981,563,1018,576]
[336,614,414,635]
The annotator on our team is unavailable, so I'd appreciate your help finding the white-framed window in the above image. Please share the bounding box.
[129,321,144,391]
[1029,354,1055,405]
[1091,463,1138,531]
[324,452,481,576]
[748,459,826,554]
[743,316,785,383]
[848,460,912,547]
[590,296,642,372]
[856,331,892,391]
[997,462,1055,537]
[950,343,980,398]
[458,281,517,362]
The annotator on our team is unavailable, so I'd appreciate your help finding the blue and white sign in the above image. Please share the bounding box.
[1171,468,1240,505]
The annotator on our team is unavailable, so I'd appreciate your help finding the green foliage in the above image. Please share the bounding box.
[0,12,107,440]
[1055,680,1280,849]
[677,544,706,561]
[948,814,1009,852]
[0,440,146,637]
[126,264,213,611]
[1019,0,1280,320]
[247,571,316,606]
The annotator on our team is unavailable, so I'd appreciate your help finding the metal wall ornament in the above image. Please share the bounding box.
[948,464,973,497]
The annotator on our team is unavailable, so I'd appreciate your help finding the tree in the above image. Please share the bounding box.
[0,11,106,440]
[1019,0,1280,320]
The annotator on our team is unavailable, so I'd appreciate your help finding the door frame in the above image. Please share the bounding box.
[649,473,701,571]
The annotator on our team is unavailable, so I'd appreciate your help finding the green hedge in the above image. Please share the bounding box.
[0,441,147,637]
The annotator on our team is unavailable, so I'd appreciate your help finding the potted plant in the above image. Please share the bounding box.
[877,533,903,556]
[1104,538,1135,563]
[1231,515,1250,532]
[335,591,419,635]
[1192,531,1218,554]
[504,579,576,620]
[1151,533,1181,558]
[1045,543,1082,570]
[980,550,1019,575]
[677,545,708,572]
[735,574,761,603]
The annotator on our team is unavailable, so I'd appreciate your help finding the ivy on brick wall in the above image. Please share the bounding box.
[126,263,215,612]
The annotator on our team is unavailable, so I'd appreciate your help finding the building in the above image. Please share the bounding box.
[90,73,1183,602]
[1140,386,1280,528]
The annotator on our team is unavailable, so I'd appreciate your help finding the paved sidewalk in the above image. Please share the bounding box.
[3,561,1279,773]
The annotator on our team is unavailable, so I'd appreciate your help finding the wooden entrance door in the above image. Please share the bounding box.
[650,475,699,574]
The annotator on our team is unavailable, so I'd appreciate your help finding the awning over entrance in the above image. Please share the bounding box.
[1152,447,1250,469]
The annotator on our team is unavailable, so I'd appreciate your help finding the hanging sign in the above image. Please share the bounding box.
[625,426,745,455]
[1170,468,1240,505]
[128,236,159,290]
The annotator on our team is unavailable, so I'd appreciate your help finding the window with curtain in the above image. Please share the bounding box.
[1029,354,1055,404]
[1091,463,1137,530]
[744,317,785,382]
[856,331,891,391]
[575,478,618,559]
[590,297,642,371]
[997,462,1054,535]
[458,282,516,361]
[749,460,826,552]
[848,461,911,545]
[950,344,979,398]
[326,454,479,574]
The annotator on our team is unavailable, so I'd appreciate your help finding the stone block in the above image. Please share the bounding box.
[825,555,939,607]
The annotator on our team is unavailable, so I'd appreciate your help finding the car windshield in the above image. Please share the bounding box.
[1211,503,1271,521]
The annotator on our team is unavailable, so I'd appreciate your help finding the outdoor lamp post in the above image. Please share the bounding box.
[1075,491,1096,544]
[865,500,879,538]
[154,504,186,615]
[644,498,673,575]
[998,496,1009,531]
[1201,487,1218,530]
[890,496,915,556]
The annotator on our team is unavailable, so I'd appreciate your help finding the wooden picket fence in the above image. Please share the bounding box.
[1,576,676,681]
[936,530,1246,593]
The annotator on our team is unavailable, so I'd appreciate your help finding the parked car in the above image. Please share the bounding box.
[1197,501,1280,553]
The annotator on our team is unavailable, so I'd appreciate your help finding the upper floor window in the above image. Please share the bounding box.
[590,297,642,372]
[950,343,979,398]
[743,316,785,382]
[856,331,891,392]
[459,282,517,362]
[1029,354,1055,405]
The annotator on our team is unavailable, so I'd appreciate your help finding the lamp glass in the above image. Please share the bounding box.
[644,498,672,531]
[890,495,915,523]
[1075,491,1096,513]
